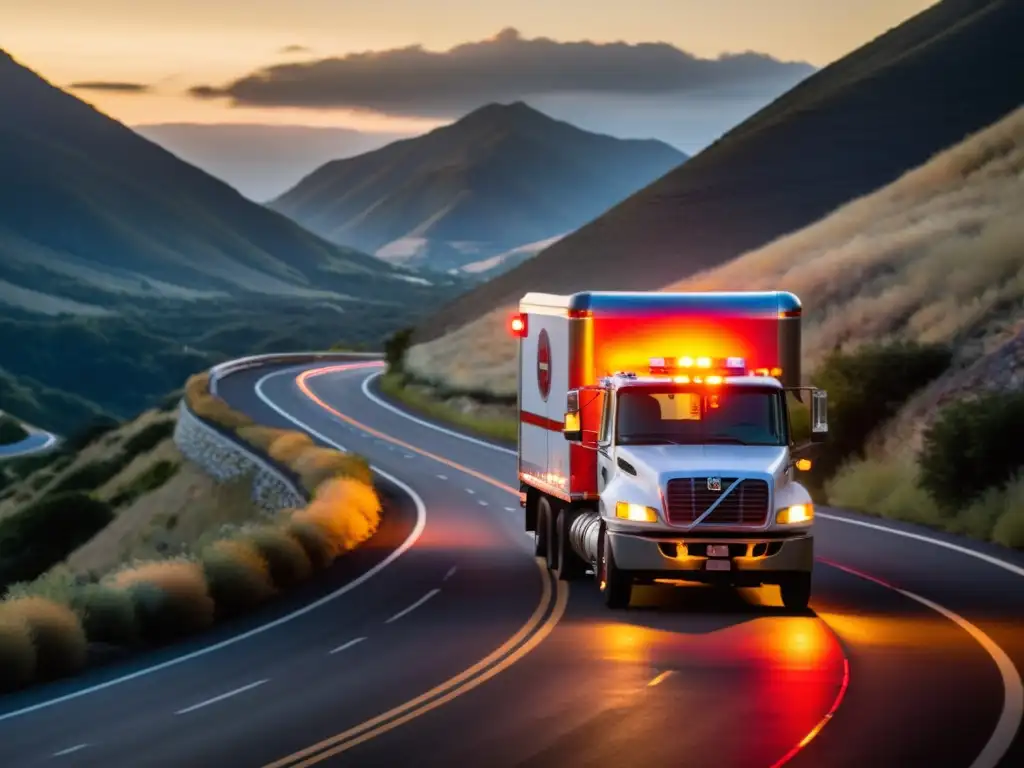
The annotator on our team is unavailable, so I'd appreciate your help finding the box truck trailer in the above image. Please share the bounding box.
[510,291,828,610]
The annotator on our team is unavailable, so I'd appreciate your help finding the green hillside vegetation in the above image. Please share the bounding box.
[0,414,29,446]
[394,101,1024,549]
[0,297,426,434]
[270,102,686,272]
[0,380,383,691]
[0,50,461,307]
[414,0,1024,344]
[0,48,465,433]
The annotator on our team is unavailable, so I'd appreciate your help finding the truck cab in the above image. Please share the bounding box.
[513,290,828,611]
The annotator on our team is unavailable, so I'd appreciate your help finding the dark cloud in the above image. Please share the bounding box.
[188,27,816,117]
[279,45,312,54]
[69,81,150,93]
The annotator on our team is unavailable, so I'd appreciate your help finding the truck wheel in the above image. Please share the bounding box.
[598,528,631,609]
[780,573,812,612]
[531,495,547,558]
[552,509,587,581]
[538,497,557,570]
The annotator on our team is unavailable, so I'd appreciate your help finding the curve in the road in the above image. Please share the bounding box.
[2,358,1021,768]
[279,361,1023,768]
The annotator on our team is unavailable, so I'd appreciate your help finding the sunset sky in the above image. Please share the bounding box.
[4,0,936,135]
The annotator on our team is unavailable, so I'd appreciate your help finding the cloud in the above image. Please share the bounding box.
[69,81,150,93]
[188,27,816,117]
[279,45,312,54]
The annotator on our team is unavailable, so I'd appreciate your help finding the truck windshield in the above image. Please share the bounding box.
[615,386,787,447]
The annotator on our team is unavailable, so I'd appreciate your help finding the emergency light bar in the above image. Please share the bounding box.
[649,356,746,375]
[647,356,783,379]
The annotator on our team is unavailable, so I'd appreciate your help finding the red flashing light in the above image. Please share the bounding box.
[510,312,528,337]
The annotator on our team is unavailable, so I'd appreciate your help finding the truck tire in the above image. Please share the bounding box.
[552,508,587,581]
[598,527,631,609]
[538,497,556,569]
[780,573,812,612]
[531,493,547,558]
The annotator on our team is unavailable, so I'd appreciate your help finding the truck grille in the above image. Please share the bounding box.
[665,477,770,527]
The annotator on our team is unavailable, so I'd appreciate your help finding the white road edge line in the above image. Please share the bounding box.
[385,589,441,624]
[329,637,367,655]
[830,562,1023,768]
[354,366,1024,767]
[362,371,517,456]
[175,679,269,715]
[52,744,89,757]
[443,566,458,581]
[360,370,1024,581]
[0,364,428,724]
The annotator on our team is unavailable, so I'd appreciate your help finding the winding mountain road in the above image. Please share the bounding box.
[1,359,1022,767]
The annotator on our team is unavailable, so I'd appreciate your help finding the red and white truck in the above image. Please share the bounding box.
[510,291,828,610]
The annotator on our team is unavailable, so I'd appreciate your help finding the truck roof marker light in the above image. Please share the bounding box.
[696,356,712,368]
[509,313,527,337]
[705,375,723,385]
[679,356,694,367]
[673,375,690,384]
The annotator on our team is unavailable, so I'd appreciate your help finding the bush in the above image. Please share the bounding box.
[109,560,215,645]
[295,477,381,554]
[267,432,315,464]
[918,392,1024,511]
[240,525,312,589]
[184,372,254,431]
[109,459,180,508]
[384,327,414,373]
[1,597,87,680]
[0,493,115,587]
[122,419,175,455]
[292,446,373,493]
[0,610,35,691]
[71,584,138,646]
[63,416,122,453]
[200,540,275,617]
[286,519,339,570]
[236,425,293,453]
[49,453,133,495]
[811,341,952,477]
[0,414,29,446]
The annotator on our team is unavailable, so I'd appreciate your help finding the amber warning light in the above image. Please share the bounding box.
[509,313,528,337]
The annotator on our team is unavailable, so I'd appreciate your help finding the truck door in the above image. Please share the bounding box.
[596,390,614,495]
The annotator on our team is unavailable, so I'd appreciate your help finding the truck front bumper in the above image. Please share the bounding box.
[608,530,813,587]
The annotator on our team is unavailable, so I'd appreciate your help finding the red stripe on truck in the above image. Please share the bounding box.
[520,410,564,432]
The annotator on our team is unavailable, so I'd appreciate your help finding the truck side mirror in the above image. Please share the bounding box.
[810,390,828,443]
[564,389,582,442]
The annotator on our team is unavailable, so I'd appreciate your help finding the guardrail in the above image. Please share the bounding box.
[208,351,383,395]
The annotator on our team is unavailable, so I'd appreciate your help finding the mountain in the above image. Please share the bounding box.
[0,49,454,314]
[268,102,686,272]
[0,50,462,434]
[412,0,1024,345]
[133,123,411,202]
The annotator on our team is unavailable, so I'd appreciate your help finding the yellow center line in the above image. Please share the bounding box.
[261,365,569,767]
[647,670,674,687]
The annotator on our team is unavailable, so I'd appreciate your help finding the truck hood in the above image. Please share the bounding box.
[616,444,788,482]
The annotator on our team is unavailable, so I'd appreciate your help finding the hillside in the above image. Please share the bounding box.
[413,0,1024,343]
[0,50,463,433]
[133,123,410,202]
[0,49,456,313]
[407,106,1024,403]
[269,102,686,272]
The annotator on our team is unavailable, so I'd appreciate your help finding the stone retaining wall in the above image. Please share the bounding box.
[173,401,306,514]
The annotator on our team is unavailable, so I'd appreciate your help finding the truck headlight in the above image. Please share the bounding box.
[776,503,814,524]
[615,502,659,523]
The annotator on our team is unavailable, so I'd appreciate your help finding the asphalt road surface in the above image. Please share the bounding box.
[1,359,1021,768]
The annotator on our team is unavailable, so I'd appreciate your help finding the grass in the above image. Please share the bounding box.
[828,456,1024,549]
[0,366,384,690]
[401,106,1024,549]
[379,373,517,443]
